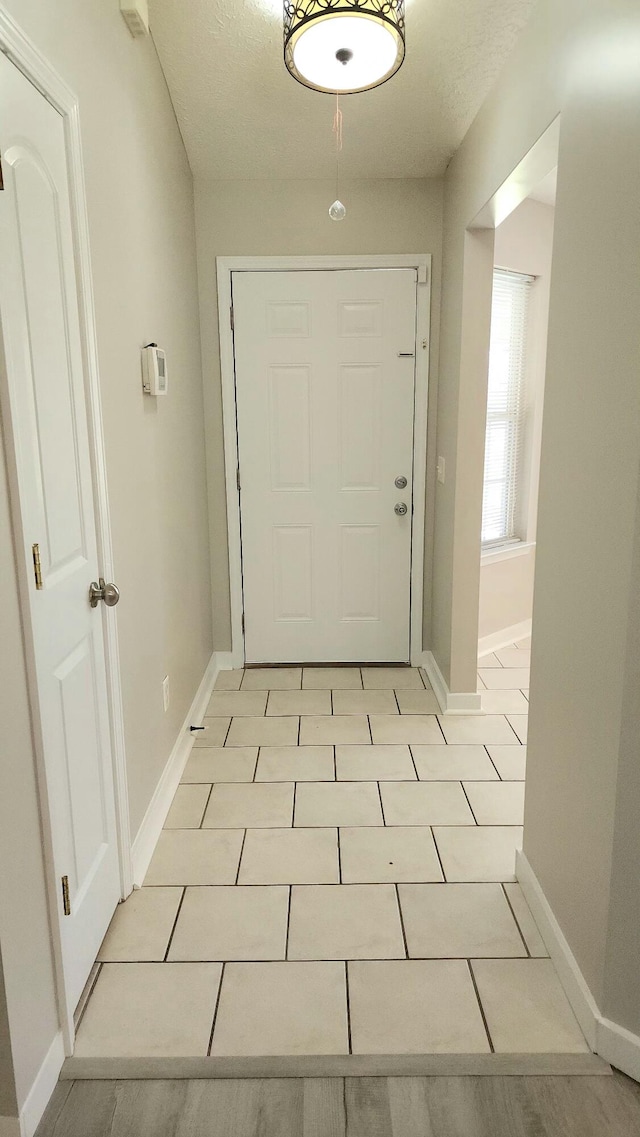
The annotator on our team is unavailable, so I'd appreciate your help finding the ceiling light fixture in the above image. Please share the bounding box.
[284,1,405,94]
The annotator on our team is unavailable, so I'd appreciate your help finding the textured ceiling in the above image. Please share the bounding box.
[149,0,537,181]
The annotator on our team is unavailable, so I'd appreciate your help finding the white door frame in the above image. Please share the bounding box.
[0,8,132,1047]
[217,254,431,668]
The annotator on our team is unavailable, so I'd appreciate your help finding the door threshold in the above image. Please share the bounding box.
[244,662,413,669]
[61,1052,610,1080]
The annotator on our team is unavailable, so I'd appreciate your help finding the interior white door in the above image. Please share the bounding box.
[0,57,121,1019]
[233,268,417,663]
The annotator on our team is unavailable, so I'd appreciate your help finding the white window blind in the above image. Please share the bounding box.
[481,269,533,547]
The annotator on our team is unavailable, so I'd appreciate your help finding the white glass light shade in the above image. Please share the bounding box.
[284,2,405,94]
[329,199,346,220]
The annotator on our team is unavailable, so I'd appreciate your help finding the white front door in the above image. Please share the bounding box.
[233,268,417,663]
[0,56,121,1019]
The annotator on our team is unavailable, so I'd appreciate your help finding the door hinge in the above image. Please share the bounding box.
[32,543,43,590]
[61,875,71,916]
[230,305,234,331]
[236,467,241,492]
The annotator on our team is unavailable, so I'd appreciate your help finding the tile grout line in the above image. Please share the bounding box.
[252,747,260,783]
[435,715,448,744]
[206,961,226,1056]
[336,825,343,883]
[144,880,524,890]
[394,883,409,959]
[484,745,503,781]
[163,886,187,962]
[377,781,387,827]
[163,818,523,832]
[234,829,248,885]
[460,781,479,826]
[344,961,353,1054]
[103,951,544,963]
[199,783,215,828]
[284,885,292,960]
[501,882,531,958]
[367,714,373,744]
[430,827,448,882]
[393,689,401,715]
[408,744,420,781]
[467,958,495,1053]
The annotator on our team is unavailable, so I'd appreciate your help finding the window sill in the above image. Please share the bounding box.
[481,540,536,566]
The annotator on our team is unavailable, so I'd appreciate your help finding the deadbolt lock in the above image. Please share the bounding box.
[395,475,408,489]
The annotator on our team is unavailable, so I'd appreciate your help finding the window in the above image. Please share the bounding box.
[481,269,533,547]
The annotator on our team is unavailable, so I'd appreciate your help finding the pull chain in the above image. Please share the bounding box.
[329,92,346,221]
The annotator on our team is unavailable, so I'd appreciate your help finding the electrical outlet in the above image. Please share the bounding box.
[162,675,170,713]
[437,456,446,484]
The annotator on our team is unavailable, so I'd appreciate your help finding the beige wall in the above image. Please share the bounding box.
[603,463,640,1033]
[194,177,443,651]
[0,948,18,1122]
[435,0,640,1021]
[478,552,535,643]
[0,0,211,1112]
[478,198,555,644]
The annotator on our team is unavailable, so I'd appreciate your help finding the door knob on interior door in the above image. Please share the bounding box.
[394,502,408,516]
[89,578,120,608]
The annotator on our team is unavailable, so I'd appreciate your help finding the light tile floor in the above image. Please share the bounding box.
[77,649,589,1059]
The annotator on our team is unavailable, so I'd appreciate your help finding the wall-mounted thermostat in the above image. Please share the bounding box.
[142,344,168,396]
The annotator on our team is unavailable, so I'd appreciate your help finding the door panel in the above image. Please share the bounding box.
[273,526,313,620]
[339,364,382,489]
[233,268,417,663]
[340,526,380,622]
[0,56,120,1018]
[269,366,311,490]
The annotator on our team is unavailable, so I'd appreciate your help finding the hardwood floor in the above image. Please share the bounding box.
[35,1071,640,1136]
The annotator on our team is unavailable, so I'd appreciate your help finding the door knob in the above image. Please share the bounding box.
[394,502,408,517]
[395,475,408,489]
[89,578,120,608]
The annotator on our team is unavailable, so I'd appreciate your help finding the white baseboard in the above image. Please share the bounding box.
[18,1030,65,1137]
[516,851,599,1048]
[215,651,234,672]
[597,1017,640,1082]
[517,851,640,1081]
[478,619,532,658]
[421,652,482,715]
[131,652,220,886]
